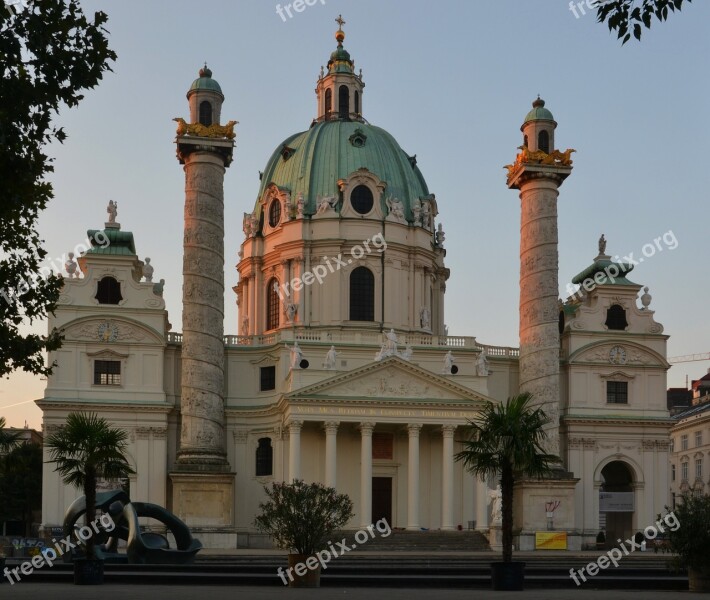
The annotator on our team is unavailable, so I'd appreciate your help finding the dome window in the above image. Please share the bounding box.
[268,199,281,227]
[350,185,374,215]
[538,130,550,154]
[266,278,280,331]
[349,128,367,148]
[199,101,213,127]
[281,145,296,161]
[96,276,122,305]
[605,304,628,331]
[325,89,332,116]
[339,85,349,120]
[349,267,374,321]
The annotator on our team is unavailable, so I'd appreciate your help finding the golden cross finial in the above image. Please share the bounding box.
[336,14,345,30]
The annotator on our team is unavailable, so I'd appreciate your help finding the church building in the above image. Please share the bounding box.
[38,19,672,550]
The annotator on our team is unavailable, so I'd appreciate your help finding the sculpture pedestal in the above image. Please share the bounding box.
[169,472,237,548]
[488,524,503,551]
[513,474,581,551]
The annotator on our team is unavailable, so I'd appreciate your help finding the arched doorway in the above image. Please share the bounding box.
[599,461,634,543]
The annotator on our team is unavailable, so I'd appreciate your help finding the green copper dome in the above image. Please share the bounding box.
[523,97,554,123]
[188,65,223,95]
[255,120,429,218]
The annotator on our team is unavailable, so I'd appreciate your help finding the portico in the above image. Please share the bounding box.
[276,356,491,530]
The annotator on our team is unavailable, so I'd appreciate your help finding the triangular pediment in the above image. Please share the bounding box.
[286,356,491,405]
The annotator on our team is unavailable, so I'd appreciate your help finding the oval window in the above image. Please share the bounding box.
[350,185,374,215]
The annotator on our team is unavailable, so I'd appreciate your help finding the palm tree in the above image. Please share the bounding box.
[455,392,559,563]
[0,417,22,452]
[46,412,134,560]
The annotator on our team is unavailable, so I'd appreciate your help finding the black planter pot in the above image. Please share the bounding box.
[73,558,104,585]
[491,561,525,591]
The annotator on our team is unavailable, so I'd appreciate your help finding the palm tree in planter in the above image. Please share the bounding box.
[46,412,134,585]
[455,392,559,591]
[0,416,22,452]
[657,493,710,592]
[254,479,354,587]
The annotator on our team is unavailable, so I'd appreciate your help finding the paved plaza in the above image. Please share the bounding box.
[0,585,694,599]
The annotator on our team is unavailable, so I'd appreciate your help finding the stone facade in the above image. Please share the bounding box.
[38,31,674,551]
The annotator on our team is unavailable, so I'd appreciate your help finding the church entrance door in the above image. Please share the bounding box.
[372,477,392,525]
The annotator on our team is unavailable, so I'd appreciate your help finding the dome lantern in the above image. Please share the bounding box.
[316,15,365,123]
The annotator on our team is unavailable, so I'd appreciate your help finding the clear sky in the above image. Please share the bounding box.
[2,0,709,428]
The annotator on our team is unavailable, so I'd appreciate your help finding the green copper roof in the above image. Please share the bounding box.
[255,120,429,218]
[571,257,638,287]
[188,65,223,95]
[85,228,136,256]
[524,97,554,123]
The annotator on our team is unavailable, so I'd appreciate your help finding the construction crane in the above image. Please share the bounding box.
[668,353,710,364]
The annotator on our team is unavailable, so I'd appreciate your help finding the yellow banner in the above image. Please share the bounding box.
[535,531,567,550]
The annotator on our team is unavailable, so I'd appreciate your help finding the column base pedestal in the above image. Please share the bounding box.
[169,471,235,530]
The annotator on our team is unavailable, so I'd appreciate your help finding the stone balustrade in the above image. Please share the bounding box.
[167,329,519,358]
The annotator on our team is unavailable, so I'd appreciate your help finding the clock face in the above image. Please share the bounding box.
[97,322,118,343]
[609,345,627,365]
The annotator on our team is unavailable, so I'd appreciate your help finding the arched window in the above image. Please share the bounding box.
[266,278,280,331]
[354,90,360,115]
[339,85,349,120]
[350,267,374,321]
[199,101,212,126]
[538,130,550,153]
[350,185,374,215]
[605,304,628,330]
[325,89,332,116]
[268,199,281,227]
[256,438,273,476]
[95,277,122,305]
[523,134,529,148]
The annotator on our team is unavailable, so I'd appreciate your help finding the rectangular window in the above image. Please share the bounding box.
[681,434,688,451]
[681,461,688,481]
[606,381,628,404]
[696,458,703,480]
[260,366,276,391]
[372,433,394,460]
[94,360,121,386]
[670,439,675,453]
[695,431,703,448]
[671,464,676,481]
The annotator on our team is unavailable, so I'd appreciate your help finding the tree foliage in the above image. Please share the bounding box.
[254,479,354,555]
[46,412,133,559]
[455,393,559,563]
[0,0,116,377]
[0,416,22,451]
[0,441,42,536]
[659,493,710,576]
[597,0,692,44]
